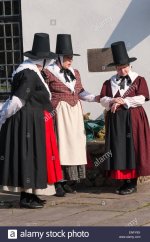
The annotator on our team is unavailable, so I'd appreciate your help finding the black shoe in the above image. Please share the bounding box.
[31,194,46,205]
[115,183,128,194]
[55,184,66,197]
[20,192,44,209]
[63,184,76,193]
[115,179,137,195]
[20,199,44,209]
[119,187,137,195]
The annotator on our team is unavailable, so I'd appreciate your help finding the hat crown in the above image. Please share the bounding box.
[31,33,50,57]
[23,32,57,59]
[107,41,137,67]
[56,34,73,55]
[111,41,129,65]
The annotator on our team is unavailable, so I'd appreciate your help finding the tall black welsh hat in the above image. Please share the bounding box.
[108,41,137,67]
[56,34,80,56]
[24,33,57,59]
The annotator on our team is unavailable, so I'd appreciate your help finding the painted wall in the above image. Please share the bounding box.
[21,0,150,120]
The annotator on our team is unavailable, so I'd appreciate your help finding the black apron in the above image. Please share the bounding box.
[104,108,136,171]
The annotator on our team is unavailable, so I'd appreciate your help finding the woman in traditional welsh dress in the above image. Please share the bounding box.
[100,41,150,195]
[45,34,99,195]
[0,33,62,208]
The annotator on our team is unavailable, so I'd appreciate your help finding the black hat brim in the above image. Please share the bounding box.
[57,53,80,56]
[23,51,57,59]
[107,57,137,67]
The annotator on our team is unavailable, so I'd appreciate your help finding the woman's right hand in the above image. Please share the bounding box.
[110,97,125,105]
[95,95,100,103]
[111,103,121,113]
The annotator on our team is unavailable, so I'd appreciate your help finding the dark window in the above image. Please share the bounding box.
[5,23,11,36]
[0,39,5,50]
[4,1,11,16]
[12,0,19,15]
[14,51,21,64]
[0,24,4,36]
[0,66,6,78]
[13,37,20,50]
[13,23,19,36]
[7,65,13,77]
[0,0,23,100]
[0,2,3,15]
[0,52,5,64]
[6,38,12,50]
[7,52,13,64]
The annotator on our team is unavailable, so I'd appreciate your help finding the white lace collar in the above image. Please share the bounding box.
[46,61,76,93]
[110,70,139,97]
[12,60,51,99]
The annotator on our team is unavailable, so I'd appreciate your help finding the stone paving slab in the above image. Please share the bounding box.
[0,204,91,226]
[60,197,140,212]
[93,206,150,226]
[41,210,123,226]
[0,182,150,227]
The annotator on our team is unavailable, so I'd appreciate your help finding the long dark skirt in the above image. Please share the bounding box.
[0,107,47,189]
[105,108,136,171]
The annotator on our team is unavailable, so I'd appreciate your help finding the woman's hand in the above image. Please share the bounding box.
[95,95,100,103]
[114,97,125,105]
[111,103,121,113]
[110,97,125,105]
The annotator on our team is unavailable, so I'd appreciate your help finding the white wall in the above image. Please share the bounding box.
[21,0,150,120]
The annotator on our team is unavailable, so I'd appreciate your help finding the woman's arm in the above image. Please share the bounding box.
[79,90,96,102]
[124,95,146,109]
[100,96,114,110]
[0,69,37,128]
[0,96,25,127]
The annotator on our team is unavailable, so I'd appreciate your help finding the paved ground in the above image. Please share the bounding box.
[0,182,150,227]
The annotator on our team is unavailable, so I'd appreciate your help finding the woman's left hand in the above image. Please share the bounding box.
[114,97,125,105]
[111,103,121,113]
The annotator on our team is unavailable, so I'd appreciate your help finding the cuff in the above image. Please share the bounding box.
[124,98,131,109]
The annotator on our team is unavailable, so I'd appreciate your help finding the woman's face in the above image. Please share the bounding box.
[36,64,42,71]
[62,55,73,69]
[116,64,130,76]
